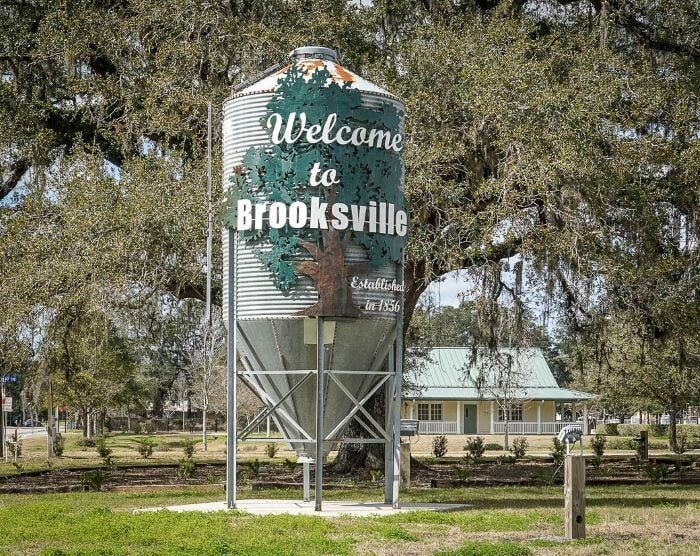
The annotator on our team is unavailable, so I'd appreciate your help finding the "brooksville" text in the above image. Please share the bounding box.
[236,197,408,236]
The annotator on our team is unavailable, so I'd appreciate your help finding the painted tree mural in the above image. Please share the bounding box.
[225,63,405,317]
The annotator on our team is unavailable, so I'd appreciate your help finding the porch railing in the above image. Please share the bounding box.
[493,421,580,434]
[418,420,459,434]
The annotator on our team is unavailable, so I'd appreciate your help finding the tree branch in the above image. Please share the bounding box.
[297,239,322,261]
[1,159,29,201]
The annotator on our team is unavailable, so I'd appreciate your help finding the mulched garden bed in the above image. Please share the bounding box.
[1,456,698,494]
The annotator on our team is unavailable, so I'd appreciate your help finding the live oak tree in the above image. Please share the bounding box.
[1,1,698,462]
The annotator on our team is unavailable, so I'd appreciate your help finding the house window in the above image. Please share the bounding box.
[418,403,429,421]
[498,404,523,421]
[511,404,523,421]
[418,403,443,421]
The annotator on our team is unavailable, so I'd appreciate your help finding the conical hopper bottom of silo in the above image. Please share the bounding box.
[236,317,397,458]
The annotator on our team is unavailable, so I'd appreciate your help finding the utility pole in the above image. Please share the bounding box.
[201,101,213,452]
[206,101,213,326]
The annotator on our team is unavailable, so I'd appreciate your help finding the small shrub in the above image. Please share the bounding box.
[182,437,198,459]
[80,469,108,491]
[133,437,157,459]
[550,438,566,466]
[206,473,222,484]
[510,437,528,459]
[77,437,96,449]
[590,435,606,457]
[495,455,516,465]
[283,458,296,470]
[484,443,503,451]
[177,459,197,479]
[95,436,112,459]
[453,464,470,481]
[596,423,619,436]
[265,442,279,459]
[589,455,602,469]
[11,462,24,474]
[369,469,383,482]
[6,434,22,459]
[53,433,65,457]
[674,425,700,454]
[246,458,261,478]
[432,435,448,458]
[643,463,668,483]
[464,436,485,460]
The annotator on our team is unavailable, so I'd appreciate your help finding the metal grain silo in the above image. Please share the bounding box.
[222,46,405,509]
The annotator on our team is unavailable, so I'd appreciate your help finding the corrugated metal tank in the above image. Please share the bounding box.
[222,46,405,457]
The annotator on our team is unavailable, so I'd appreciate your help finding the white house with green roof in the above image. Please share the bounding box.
[401,347,594,436]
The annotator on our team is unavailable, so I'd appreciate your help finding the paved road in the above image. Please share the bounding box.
[5,426,46,439]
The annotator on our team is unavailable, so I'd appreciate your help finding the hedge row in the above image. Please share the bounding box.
[595,423,699,438]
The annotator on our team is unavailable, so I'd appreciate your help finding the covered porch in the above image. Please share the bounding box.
[403,399,591,436]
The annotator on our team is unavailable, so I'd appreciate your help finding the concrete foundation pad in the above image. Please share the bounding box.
[136,499,469,518]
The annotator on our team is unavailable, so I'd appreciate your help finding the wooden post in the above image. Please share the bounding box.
[565,455,586,540]
[400,441,411,488]
[640,429,649,461]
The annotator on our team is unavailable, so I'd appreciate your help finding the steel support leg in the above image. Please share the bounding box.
[392,258,404,508]
[315,317,324,511]
[226,230,237,509]
[384,349,395,503]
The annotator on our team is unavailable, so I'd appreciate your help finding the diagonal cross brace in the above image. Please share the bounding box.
[239,373,314,441]
[238,371,314,438]
[325,373,390,440]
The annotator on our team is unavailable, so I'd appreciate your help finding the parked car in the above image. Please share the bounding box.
[23,419,43,427]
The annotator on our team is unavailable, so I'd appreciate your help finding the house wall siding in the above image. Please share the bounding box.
[402,399,560,434]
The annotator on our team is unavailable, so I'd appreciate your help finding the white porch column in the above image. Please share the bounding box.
[410,400,415,419]
[457,401,463,434]
[489,401,495,434]
[583,404,589,435]
[537,402,542,435]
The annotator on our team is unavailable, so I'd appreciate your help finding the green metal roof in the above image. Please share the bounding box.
[404,347,594,402]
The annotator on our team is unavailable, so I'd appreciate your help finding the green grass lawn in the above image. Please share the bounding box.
[0,484,698,555]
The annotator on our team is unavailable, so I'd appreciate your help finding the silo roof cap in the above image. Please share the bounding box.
[289,46,337,62]
[230,51,401,102]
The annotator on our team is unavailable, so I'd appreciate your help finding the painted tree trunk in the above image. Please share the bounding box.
[297,228,361,317]
[296,186,367,317]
